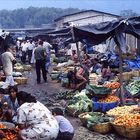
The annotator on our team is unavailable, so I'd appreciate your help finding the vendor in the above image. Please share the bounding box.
[75,64,89,90]
[67,64,89,90]
[100,60,111,82]
[89,58,101,74]
[82,53,91,68]
[71,50,78,63]
[16,91,59,140]
[0,85,19,123]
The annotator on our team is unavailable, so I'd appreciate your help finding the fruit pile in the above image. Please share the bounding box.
[113,114,140,127]
[2,131,17,140]
[98,95,119,103]
[0,124,6,129]
[104,82,120,89]
[106,105,137,117]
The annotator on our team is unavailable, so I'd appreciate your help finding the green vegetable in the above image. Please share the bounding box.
[126,79,140,95]
[86,85,111,95]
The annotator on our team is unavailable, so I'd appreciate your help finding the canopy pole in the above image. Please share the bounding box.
[71,27,82,63]
[76,42,82,63]
[118,45,125,105]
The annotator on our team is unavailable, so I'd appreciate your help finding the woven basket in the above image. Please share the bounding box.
[23,65,32,71]
[78,113,88,126]
[112,123,140,138]
[90,122,111,134]
[65,106,82,117]
[14,67,24,72]
[117,72,132,82]
[131,70,140,77]
[14,77,28,85]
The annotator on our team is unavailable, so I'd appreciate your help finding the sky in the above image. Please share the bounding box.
[0,0,140,15]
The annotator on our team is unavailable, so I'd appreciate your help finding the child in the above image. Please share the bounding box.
[52,108,74,140]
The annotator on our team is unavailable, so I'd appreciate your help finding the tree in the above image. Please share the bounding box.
[0,7,81,29]
[120,10,139,18]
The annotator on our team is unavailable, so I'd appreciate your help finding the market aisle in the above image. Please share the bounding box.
[18,66,138,140]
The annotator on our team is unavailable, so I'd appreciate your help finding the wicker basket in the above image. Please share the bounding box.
[112,123,140,138]
[90,122,111,134]
[117,72,132,82]
[65,106,82,117]
[14,77,28,85]
[23,65,32,71]
[14,67,24,72]
[78,113,88,126]
[131,70,140,77]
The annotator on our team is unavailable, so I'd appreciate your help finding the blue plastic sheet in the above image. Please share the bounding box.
[124,59,140,69]
[92,98,118,112]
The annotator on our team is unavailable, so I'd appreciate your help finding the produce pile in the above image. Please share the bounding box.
[113,114,140,127]
[66,91,92,116]
[104,82,120,89]
[80,112,110,126]
[86,85,111,98]
[126,79,140,96]
[56,90,77,100]
[14,63,32,72]
[106,105,137,117]
[0,123,6,129]
[98,95,119,103]
[0,124,19,140]
[2,130,17,140]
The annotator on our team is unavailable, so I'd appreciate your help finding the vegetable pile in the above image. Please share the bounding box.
[66,91,92,115]
[56,90,77,100]
[81,112,110,125]
[126,79,140,96]
[86,85,111,98]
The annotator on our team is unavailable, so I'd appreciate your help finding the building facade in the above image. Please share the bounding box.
[54,10,120,28]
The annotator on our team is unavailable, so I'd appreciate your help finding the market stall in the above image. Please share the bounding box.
[51,16,140,139]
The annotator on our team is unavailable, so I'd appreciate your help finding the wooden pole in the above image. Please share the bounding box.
[76,42,82,63]
[118,45,125,105]
[71,27,82,63]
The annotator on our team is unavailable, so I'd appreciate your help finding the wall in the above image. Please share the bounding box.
[55,11,118,28]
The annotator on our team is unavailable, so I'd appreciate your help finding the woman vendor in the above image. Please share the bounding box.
[67,64,89,90]
[100,60,111,82]
[0,85,19,123]
[82,53,91,68]
[71,50,78,63]
[89,58,101,74]
[16,91,59,140]
[75,64,89,90]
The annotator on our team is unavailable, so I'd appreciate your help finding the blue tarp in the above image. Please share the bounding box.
[92,98,118,112]
[124,59,140,69]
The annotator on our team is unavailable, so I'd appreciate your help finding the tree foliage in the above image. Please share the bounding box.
[0,7,80,29]
[120,10,139,18]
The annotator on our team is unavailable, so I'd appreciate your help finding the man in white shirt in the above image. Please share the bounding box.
[21,40,28,64]
[1,45,16,87]
[27,40,34,64]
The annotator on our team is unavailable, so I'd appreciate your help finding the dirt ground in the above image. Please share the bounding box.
[18,66,138,140]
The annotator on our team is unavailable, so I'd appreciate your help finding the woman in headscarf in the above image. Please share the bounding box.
[16,91,59,140]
